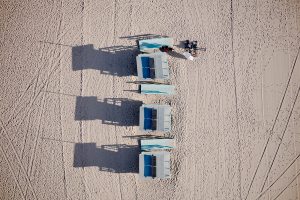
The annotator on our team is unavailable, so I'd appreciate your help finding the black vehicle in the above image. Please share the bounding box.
[184,40,198,52]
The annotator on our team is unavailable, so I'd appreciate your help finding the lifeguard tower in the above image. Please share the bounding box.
[139,104,171,132]
[136,37,174,81]
[136,52,169,81]
[140,84,175,95]
[139,138,175,180]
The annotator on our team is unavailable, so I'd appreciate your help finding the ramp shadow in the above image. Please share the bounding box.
[73,143,139,173]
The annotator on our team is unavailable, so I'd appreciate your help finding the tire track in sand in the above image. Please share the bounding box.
[170,1,191,197]
[0,8,59,198]
[1,5,99,180]
[255,152,300,200]
[76,0,91,199]
[230,0,242,199]
[111,1,125,199]
[3,61,61,200]
[174,1,201,199]
[258,2,299,191]
[11,104,34,200]
[190,3,203,195]
[23,2,76,195]
[259,82,300,194]
[56,1,68,198]
[5,33,75,200]
[186,0,211,199]
[125,1,138,199]
[0,119,38,200]
[1,0,101,137]
[0,143,26,200]
[272,169,300,200]
[1,1,97,131]
[9,2,58,197]
[190,1,212,199]
[23,70,51,199]
[244,45,300,200]
[1,2,98,199]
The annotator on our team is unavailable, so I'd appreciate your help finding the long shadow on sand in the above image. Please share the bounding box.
[72,44,139,76]
[73,143,139,173]
[75,96,142,126]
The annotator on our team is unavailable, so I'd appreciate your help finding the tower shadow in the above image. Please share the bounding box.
[73,143,139,173]
[72,44,139,76]
[75,96,142,126]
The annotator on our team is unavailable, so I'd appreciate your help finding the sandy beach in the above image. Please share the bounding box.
[0,0,300,199]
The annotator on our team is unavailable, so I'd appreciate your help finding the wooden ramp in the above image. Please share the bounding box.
[141,84,175,95]
[138,37,174,53]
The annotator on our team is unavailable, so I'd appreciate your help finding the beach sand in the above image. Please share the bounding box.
[0,0,300,199]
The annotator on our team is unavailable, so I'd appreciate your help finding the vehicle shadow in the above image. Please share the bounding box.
[75,96,142,126]
[167,50,187,59]
[73,143,139,173]
[72,44,139,76]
